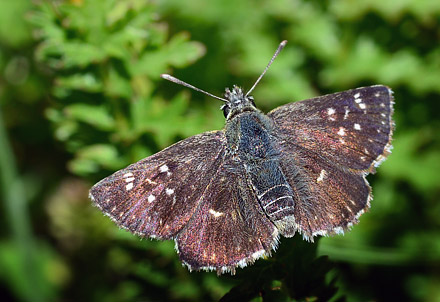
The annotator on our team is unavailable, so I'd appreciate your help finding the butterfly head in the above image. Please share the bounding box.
[221,86,256,119]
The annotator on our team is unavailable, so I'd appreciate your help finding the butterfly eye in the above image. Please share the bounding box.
[222,104,230,118]
[248,96,256,107]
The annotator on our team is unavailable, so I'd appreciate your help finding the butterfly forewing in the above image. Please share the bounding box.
[269,85,394,173]
[90,131,227,239]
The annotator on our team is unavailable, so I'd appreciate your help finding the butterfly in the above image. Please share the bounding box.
[89,40,394,275]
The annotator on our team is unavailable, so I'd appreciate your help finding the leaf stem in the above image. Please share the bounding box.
[0,108,45,301]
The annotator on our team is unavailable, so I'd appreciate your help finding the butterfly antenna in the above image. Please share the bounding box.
[245,40,287,97]
[161,74,228,102]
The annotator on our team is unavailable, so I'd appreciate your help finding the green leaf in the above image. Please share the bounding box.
[104,67,133,98]
[68,158,100,175]
[380,130,440,191]
[0,0,33,47]
[56,73,103,93]
[59,42,108,68]
[165,32,206,67]
[65,104,115,131]
[131,33,205,77]
[76,144,120,168]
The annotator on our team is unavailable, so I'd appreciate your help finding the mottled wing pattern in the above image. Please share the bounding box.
[268,86,394,239]
[89,131,227,239]
[269,86,393,173]
[176,157,279,274]
[90,130,278,273]
[277,146,371,239]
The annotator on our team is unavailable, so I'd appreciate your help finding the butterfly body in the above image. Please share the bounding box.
[223,88,297,237]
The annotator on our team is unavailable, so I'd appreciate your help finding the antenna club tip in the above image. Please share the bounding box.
[280,40,288,46]
[161,74,171,79]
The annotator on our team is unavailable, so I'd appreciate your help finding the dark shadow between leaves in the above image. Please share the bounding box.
[220,236,345,302]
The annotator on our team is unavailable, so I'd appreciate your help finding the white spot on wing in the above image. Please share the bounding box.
[354,92,361,98]
[359,103,366,109]
[166,188,174,195]
[160,165,169,173]
[317,170,326,183]
[338,127,346,136]
[123,172,133,178]
[125,177,135,183]
[327,108,336,121]
[354,123,361,130]
[125,183,133,191]
[148,194,155,203]
[344,107,350,119]
[209,209,224,218]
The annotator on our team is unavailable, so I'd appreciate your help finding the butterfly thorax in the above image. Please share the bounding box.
[221,86,257,119]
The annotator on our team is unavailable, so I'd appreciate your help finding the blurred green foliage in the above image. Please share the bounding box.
[0,0,439,301]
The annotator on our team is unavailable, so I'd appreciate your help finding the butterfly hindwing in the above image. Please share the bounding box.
[268,85,394,173]
[89,131,227,239]
[277,144,371,239]
[175,156,279,273]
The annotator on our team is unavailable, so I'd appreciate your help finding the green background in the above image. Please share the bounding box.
[1,0,439,301]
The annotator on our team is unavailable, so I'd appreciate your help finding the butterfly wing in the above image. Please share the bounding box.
[268,85,394,239]
[175,156,279,274]
[277,145,371,239]
[89,131,228,239]
[90,130,278,273]
[269,85,393,172]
